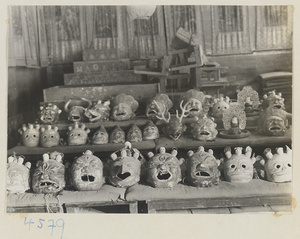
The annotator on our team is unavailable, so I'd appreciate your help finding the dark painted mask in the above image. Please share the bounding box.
[40,125,60,148]
[110,125,125,144]
[127,124,142,143]
[38,103,62,124]
[67,122,90,146]
[64,98,92,122]
[111,94,139,121]
[70,150,105,191]
[190,115,218,141]
[92,125,109,145]
[143,121,159,140]
[84,100,111,122]
[19,123,40,147]
[146,94,173,120]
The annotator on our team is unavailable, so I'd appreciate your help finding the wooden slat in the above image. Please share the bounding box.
[73,59,130,73]
[83,49,119,61]
[191,207,231,214]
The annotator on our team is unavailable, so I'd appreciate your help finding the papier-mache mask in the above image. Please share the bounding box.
[70,150,105,191]
[108,142,142,188]
[127,124,142,143]
[185,146,220,187]
[190,115,218,141]
[261,91,285,110]
[143,121,159,140]
[7,153,31,194]
[259,146,292,183]
[92,125,109,145]
[146,93,173,120]
[110,125,125,144]
[64,98,92,122]
[146,147,183,188]
[237,86,260,114]
[38,103,62,124]
[19,123,40,147]
[32,152,65,194]
[222,146,256,183]
[40,125,60,148]
[84,100,111,122]
[67,122,90,146]
[180,89,206,117]
[111,93,139,121]
[212,96,230,118]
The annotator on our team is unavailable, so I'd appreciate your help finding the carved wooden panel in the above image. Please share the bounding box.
[73,59,130,73]
[83,49,119,61]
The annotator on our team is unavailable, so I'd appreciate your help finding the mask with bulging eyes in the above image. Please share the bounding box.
[7,154,31,194]
[111,94,139,121]
[92,125,108,145]
[70,150,105,191]
[108,142,142,188]
[185,146,220,187]
[110,125,125,144]
[38,103,62,124]
[32,152,65,194]
[40,125,60,148]
[143,121,159,140]
[67,122,90,146]
[19,123,40,147]
[212,96,230,118]
[127,124,142,143]
[190,115,218,141]
[146,147,183,188]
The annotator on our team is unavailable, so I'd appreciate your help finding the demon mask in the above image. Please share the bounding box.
[92,125,109,145]
[19,123,40,147]
[146,147,183,188]
[7,154,31,194]
[185,146,220,187]
[190,115,218,141]
[110,125,125,144]
[40,125,60,148]
[111,93,139,121]
[237,86,260,114]
[261,91,285,110]
[143,121,159,140]
[259,146,292,183]
[84,100,111,122]
[108,142,142,188]
[127,124,142,143]
[146,93,173,120]
[212,96,230,118]
[64,98,92,122]
[70,150,105,191]
[32,152,65,194]
[67,122,90,146]
[180,89,206,117]
[38,103,62,124]
[222,147,256,183]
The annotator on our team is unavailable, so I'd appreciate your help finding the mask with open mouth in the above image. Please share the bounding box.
[19,123,40,147]
[143,121,159,140]
[146,94,173,120]
[108,142,142,187]
[40,125,60,148]
[261,91,285,110]
[7,153,31,194]
[84,100,111,122]
[212,96,230,118]
[222,146,256,183]
[127,124,142,143]
[92,125,109,145]
[111,94,139,121]
[258,146,292,183]
[180,89,206,117]
[110,125,125,144]
[64,98,92,122]
[185,146,220,187]
[70,150,105,191]
[146,147,183,188]
[32,152,65,194]
[67,122,90,146]
[190,115,218,141]
[38,103,62,124]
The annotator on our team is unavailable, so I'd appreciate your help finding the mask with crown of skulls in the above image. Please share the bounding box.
[67,122,90,146]
[19,123,40,147]
[261,91,285,110]
[212,96,230,118]
[40,125,60,148]
[38,103,62,124]
[190,115,218,141]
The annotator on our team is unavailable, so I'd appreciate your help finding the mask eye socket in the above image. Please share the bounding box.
[43,135,47,139]
[33,134,37,138]
[275,164,281,169]
[230,164,235,169]
[241,164,246,169]
[287,163,292,167]
[77,133,81,136]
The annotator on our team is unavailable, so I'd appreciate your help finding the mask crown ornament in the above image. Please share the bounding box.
[110,125,125,144]
[7,153,31,194]
[146,93,173,121]
[19,123,40,147]
[70,150,105,191]
[146,147,183,188]
[180,89,206,117]
[32,151,65,194]
[38,103,62,124]
[190,115,218,141]
[108,142,142,188]
[237,86,260,114]
[84,100,111,122]
[261,90,285,110]
[111,93,139,121]
[40,125,60,148]
[258,146,292,183]
[92,125,109,145]
[127,124,142,143]
[143,120,160,140]
[64,97,92,122]
[67,122,90,146]
[222,146,256,183]
[212,96,230,118]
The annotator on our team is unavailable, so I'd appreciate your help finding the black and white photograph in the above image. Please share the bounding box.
[1,2,300,239]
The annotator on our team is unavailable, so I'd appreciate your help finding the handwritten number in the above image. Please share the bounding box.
[24,217,34,231]
[37,218,45,229]
[48,219,56,236]
[56,219,65,239]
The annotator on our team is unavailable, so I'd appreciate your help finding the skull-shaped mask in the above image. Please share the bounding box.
[146,147,183,188]
[67,122,90,146]
[143,121,159,140]
[7,154,31,194]
[127,124,142,143]
[84,100,111,122]
[185,146,220,187]
[212,96,230,118]
[190,115,218,141]
[32,152,65,194]
[64,98,92,122]
[110,125,125,144]
[38,103,62,124]
[19,123,40,147]
[70,150,105,191]
[223,147,256,183]
[92,125,109,145]
[40,125,60,148]
[111,93,139,121]
[259,146,292,183]
[146,93,173,120]
[261,91,285,110]
[180,89,206,117]
[108,142,142,188]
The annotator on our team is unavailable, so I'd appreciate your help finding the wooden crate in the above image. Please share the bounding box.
[73,59,130,73]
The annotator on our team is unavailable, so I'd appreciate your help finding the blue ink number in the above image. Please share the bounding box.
[24,217,34,231]
[37,218,45,229]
